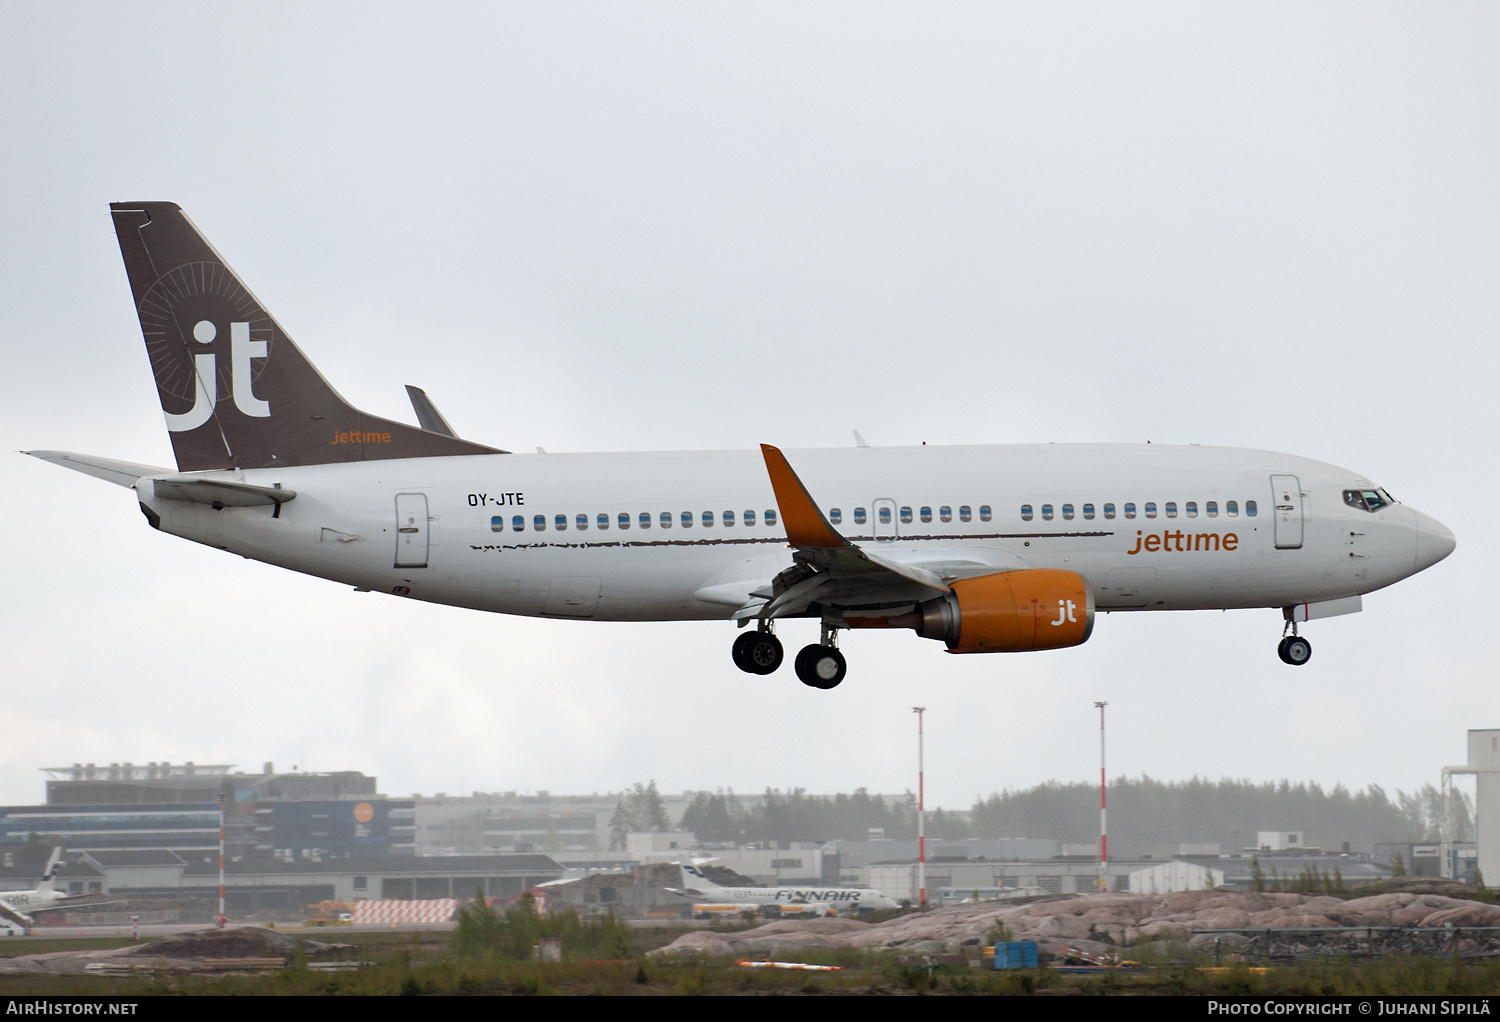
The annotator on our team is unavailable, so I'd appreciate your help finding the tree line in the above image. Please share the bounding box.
[614,777,1473,854]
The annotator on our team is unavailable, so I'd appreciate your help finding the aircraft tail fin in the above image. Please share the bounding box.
[108,202,505,472]
[678,861,725,894]
[36,848,63,894]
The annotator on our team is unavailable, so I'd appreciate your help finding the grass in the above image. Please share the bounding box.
[4,926,1500,995]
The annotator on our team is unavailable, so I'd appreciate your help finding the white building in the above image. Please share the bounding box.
[1129,860,1225,895]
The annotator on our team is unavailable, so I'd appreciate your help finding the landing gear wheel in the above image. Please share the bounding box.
[733,631,783,675]
[1279,635,1312,666]
[795,644,847,689]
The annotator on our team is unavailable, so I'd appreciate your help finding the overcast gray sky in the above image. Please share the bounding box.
[2,2,1495,813]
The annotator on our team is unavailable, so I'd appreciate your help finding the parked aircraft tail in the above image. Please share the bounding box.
[36,847,62,895]
[678,861,726,894]
[108,202,503,472]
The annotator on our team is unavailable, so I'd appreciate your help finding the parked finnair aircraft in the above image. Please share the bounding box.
[28,203,1455,688]
[666,862,900,915]
[0,848,83,931]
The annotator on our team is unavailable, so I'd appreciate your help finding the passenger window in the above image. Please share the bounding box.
[1205,501,1218,518]
[1164,502,1177,518]
[1062,503,1075,520]
[491,516,505,532]
[1246,500,1257,517]
[555,514,568,531]
[660,511,673,529]
[854,507,867,525]
[1083,503,1095,520]
[878,507,891,524]
[512,515,525,532]
[1185,502,1197,518]
[534,515,546,531]
[639,512,652,529]
[920,506,932,523]
[743,510,756,526]
[1021,504,1033,522]
[680,511,693,528]
[900,506,913,524]
[723,510,735,527]
[765,509,777,526]
[1226,500,1238,517]
[979,505,991,522]
[576,513,589,531]
[702,511,714,527]
[959,505,972,522]
[1041,504,1054,521]
[1144,502,1158,519]
[940,506,952,522]
[618,512,631,530]
[1103,503,1116,519]
[1124,503,1137,519]
[829,508,842,525]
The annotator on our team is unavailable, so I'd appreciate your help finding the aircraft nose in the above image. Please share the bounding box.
[1413,510,1456,573]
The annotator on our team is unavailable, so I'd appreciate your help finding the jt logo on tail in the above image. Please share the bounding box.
[166,321,271,432]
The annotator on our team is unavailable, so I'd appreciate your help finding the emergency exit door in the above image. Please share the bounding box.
[394,493,429,568]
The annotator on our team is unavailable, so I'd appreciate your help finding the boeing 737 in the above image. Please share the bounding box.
[27,203,1455,688]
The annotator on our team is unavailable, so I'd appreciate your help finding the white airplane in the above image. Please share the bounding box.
[28,203,1455,688]
[666,862,900,915]
[0,848,82,930]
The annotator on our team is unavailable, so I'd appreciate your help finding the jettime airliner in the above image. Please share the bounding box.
[28,203,1455,689]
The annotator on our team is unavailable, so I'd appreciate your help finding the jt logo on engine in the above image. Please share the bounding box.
[1052,600,1078,626]
[165,321,270,432]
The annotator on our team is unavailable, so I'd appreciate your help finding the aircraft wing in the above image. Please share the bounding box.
[752,445,1032,620]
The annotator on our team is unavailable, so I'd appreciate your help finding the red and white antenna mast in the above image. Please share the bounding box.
[1095,701,1108,893]
[913,706,926,908]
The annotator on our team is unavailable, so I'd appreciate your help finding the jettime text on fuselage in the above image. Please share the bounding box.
[1127,530,1239,555]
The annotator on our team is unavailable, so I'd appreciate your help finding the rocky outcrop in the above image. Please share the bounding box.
[651,889,1500,960]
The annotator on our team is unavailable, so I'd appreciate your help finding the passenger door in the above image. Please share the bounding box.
[1271,475,1304,550]
[872,498,898,541]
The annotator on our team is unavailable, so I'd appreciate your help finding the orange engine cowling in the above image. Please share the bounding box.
[874,568,1094,653]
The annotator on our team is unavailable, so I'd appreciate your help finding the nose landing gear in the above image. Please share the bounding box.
[1278,621,1312,666]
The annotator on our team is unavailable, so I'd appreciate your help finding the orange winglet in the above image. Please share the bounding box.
[760,444,848,550]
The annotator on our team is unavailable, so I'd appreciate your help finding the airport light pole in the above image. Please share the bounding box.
[1095,701,1108,893]
[913,706,926,908]
[217,789,227,928]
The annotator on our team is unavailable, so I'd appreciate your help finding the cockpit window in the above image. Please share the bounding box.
[1344,488,1399,512]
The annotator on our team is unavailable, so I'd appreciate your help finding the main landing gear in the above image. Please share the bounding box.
[1277,621,1312,666]
[731,626,783,675]
[731,622,848,689]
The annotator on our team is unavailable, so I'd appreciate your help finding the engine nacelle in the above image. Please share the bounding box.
[882,568,1095,653]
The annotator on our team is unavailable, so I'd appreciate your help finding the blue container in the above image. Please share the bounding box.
[993,941,1039,970]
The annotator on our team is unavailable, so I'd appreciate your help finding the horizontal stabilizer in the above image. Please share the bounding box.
[25,450,171,488]
[153,478,297,507]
